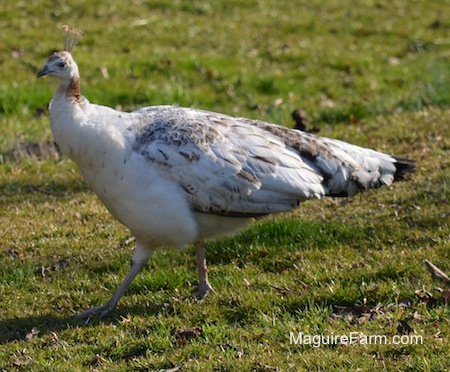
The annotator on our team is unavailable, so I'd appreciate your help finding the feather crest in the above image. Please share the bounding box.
[62,25,84,52]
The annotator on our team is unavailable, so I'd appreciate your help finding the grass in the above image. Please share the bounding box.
[0,0,449,370]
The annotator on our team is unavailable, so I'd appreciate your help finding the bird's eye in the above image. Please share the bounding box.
[58,62,66,68]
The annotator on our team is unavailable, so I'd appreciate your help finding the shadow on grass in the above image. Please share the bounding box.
[0,304,164,345]
[205,218,366,266]
[0,314,71,344]
[0,178,89,197]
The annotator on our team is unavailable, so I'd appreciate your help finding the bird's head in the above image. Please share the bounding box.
[37,51,79,80]
[37,26,83,81]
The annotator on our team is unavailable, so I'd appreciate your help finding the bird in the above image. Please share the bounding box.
[291,108,320,133]
[37,28,415,320]
[292,108,310,131]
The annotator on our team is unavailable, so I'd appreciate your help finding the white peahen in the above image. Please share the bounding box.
[37,30,414,320]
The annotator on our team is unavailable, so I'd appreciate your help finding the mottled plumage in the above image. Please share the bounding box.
[128,106,413,216]
[37,50,415,320]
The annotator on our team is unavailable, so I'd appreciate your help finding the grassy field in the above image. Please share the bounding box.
[1,0,449,370]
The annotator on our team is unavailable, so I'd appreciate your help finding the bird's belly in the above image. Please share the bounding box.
[79,161,198,250]
[194,212,253,241]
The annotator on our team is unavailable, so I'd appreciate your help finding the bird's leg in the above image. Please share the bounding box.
[72,244,151,320]
[193,242,215,299]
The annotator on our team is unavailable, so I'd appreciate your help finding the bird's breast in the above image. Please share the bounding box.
[79,153,199,250]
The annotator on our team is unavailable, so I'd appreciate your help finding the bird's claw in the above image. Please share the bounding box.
[72,303,115,322]
[192,282,216,300]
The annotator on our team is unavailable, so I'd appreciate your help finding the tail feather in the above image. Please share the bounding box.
[392,156,416,181]
[312,138,416,198]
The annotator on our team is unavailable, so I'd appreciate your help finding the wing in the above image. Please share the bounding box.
[127,106,326,216]
[127,106,411,216]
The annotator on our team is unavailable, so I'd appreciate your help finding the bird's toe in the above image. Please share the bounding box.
[72,303,115,321]
[192,282,216,300]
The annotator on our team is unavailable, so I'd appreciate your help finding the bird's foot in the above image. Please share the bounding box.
[192,281,216,300]
[72,302,116,322]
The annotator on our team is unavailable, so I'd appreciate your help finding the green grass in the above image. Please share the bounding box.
[1,0,449,370]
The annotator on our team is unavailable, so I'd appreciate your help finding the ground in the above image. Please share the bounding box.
[0,0,449,370]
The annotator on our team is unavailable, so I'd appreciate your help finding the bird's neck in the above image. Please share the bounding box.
[57,77,83,102]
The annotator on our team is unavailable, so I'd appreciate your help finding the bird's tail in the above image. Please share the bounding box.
[391,156,416,181]
[312,137,416,198]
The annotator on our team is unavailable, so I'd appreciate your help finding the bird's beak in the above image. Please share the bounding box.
[37,66,49,78]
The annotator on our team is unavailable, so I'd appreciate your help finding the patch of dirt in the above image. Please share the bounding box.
[2,141,60,162]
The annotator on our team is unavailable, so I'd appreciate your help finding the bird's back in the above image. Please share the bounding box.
[126,105,414,217]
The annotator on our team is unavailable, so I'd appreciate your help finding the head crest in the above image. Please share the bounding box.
[62,25,84,52]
